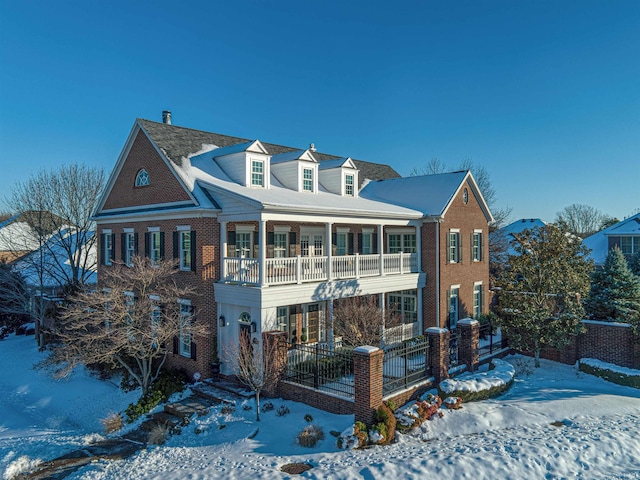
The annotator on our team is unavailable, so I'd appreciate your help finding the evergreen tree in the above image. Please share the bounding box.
[629,251,640,277]
[585,247,640,323]
[496,223,592,367]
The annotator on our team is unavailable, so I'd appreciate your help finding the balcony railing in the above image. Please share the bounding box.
[222,252,418,286]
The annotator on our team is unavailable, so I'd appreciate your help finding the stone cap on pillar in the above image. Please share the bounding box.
[354,345,381,354]
[458,318,479,326]
[426,327,449,334]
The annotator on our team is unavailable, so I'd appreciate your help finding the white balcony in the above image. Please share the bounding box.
[222,252,419,287]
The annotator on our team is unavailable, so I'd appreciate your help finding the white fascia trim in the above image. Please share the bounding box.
[98,200,196,215]
[474,228,483,233]
[474,280,483,286]
[387,227,416,234]
[273,226,291,232]
[450,284,461,290]
[177,298,192,305]
[123,227,134,233]
[94,209,219,225]
[362,227,374,234]
[336,227,350,234]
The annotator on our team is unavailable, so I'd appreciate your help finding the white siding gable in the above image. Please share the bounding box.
[318,158,359,197]
[213,140,271,188]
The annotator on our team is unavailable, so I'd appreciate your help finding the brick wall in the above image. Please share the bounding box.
[421,178,490,329]
[103,130,192,210]
[279,382,354,414]
[98,216,220,379]
[539,320,639,369]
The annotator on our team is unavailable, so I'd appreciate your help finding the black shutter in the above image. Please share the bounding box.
[372,233,378,254]
[173,231,179,259]
[458,233,462,263]
[348,233,354,255]
[144,232,150,258]
[134,233,139,255]
[358,233,363,253]
[173,336,179,355]
[332,232,337,247]
[253,232,259,246]
[110,234,116,263]
[289,232,296,245]
[121,233,126,262]
[190,231,197,272]
[267,232,274,245]
[99,234,105,265]
[446,233,451,263]
[190,341,197,360]
[159,232,165,260]
[228,231,236,246]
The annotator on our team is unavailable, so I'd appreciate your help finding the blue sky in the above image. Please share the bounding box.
[0,0,638,223]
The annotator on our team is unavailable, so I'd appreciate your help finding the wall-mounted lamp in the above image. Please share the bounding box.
[219,315,226,327]
[251,321,257,333]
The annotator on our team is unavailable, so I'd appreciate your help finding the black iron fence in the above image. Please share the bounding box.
[449,328,461,367]
[382,336,431,395]
[285,343,354,398]
[478,322,506,358]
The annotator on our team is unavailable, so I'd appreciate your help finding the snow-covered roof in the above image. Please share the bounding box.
[492,218,547,257]
[183,149,420,218]
[583,213,640,265]
[270,149,317,164]
[317,157,355,170]
[359,171,486,218]
[13,229,97,288]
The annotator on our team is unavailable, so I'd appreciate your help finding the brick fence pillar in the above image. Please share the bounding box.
[458,318,480,372]
[353,345,384,425]
[263,331,288,397]
[426,327,450,384]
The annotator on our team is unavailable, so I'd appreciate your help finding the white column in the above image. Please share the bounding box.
[326,222,333,280]
[378,224,384,276]
[259,220,267,286]
[220,221,228,279]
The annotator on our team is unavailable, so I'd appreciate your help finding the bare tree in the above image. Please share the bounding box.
[0,260,30,330]
[409,157,447,176]
[224,331,286,421]
[44,257,207,395]
[332,296,401,347]
[555,204,610,238]
[3,163,106,288]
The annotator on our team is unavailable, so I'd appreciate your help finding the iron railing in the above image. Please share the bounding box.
[382,336,431,395]
[449,328,461,367]
[285,343,354,399]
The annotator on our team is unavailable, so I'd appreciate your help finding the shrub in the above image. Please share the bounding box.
[243,404,253,411]
[221,403,236,415]
[262,401,274,412]
[443,396,463,410]
[276,405,290,417]
[297,424,325,448]
[148,422,170,445]
[100,412,124,433]
[304,413,313,422]
[371,403,396,445]
[125,369,188,423]
[579,360,640,389]
[395,394,442,431]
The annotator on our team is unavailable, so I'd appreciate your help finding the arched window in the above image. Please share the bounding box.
[135,169,150,187]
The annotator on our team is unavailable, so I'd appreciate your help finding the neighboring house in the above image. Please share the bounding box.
[93,113,492,377]
[583,213,640,266]
[0,213,44,263]
[492,218,547,256]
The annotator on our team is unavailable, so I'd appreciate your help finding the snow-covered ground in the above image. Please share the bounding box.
[2,334,640,479]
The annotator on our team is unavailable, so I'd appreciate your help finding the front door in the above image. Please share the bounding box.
[305,303,322,343]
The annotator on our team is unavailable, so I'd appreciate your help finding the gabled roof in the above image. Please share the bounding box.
[583,213,640,265]
[359,171,493,221]
[212,139,268,157]
[270,149,317,164]
[136,119,399,187]
[318,157,356,170]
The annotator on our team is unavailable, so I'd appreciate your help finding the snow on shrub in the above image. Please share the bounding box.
[443,396,463,410]
[395,393,442,431]
[438,358,515,402]
[579,358,640,389]
[337,421,368,449]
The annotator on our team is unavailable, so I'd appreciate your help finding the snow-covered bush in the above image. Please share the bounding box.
[296,424,325,447]
[369,402,396,445]
[579,358,640,389]
[395,394,442,431]
[337,421,368,449]
[438,358,515,402]
[443,396,463,410]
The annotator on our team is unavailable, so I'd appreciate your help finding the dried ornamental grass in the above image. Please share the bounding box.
[147,422,171,445]
[100,412,124,433]
[297,424,325,448]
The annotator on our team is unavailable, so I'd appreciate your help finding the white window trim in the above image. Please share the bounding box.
[178,298,192,358]
[147,226,160,232]
[236,225,256,233]
[179,230,192,271]
[123,228,134,233]
[177,225,191,231]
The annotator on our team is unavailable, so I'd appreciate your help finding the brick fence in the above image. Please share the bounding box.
[541,319,640,369]
[275,319,488,424]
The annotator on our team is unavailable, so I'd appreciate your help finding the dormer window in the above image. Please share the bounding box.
[303,168,314,192]
[251,160,264,187]
[135,169,150,187]
[345,174,354,196]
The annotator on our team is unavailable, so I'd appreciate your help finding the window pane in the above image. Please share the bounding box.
[251,160,264,186]
[303,168,313,191]
[180,231,191,269]
[345,174,354,196]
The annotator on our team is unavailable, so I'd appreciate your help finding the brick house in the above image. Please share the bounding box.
[94,113,492,378]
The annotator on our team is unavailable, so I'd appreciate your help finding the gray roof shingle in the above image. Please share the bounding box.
[137,119,400,187]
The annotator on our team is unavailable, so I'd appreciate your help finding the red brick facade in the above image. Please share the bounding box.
[422,178,491,329]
